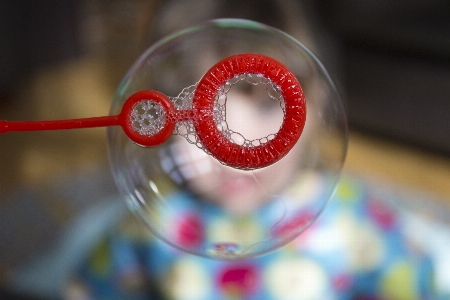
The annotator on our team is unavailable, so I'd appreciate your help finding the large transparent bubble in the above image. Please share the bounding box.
[108,19,348,260]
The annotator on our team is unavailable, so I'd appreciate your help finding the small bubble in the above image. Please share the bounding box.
[229,75,240,85]
[246,74,262,85]
[260,77,270,85]
[244,140,253,147]
[221,121,228,130]
[138,104,147,115]
[280,99,286,112]
[133,121,141,130]
[266,83,282,100]
[177,124,188,135]
[231,132,245,145]
[187,134,197,144]
[218,94,226,105]
[223,82,232,93]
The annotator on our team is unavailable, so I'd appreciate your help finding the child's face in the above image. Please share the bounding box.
[166,82,302,215]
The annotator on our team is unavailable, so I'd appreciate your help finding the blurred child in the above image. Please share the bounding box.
[65,58,435,300]
[65,1,436,299]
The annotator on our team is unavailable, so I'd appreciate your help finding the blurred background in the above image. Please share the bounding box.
[0,0,449,299]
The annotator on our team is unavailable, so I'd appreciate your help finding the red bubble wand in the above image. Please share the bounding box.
[0,53,306,170]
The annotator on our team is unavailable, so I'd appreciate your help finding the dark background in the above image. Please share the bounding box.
[316,0,450,155]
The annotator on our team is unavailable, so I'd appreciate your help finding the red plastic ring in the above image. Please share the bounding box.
[192,53,306,169]
[120,90,176,147]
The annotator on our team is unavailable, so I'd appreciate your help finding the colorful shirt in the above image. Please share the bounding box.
[68,176,435,300]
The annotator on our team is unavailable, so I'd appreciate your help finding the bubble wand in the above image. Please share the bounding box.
[0,53,306,170]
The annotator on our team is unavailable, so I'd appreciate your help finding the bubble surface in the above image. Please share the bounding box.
[108,19,348,260]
